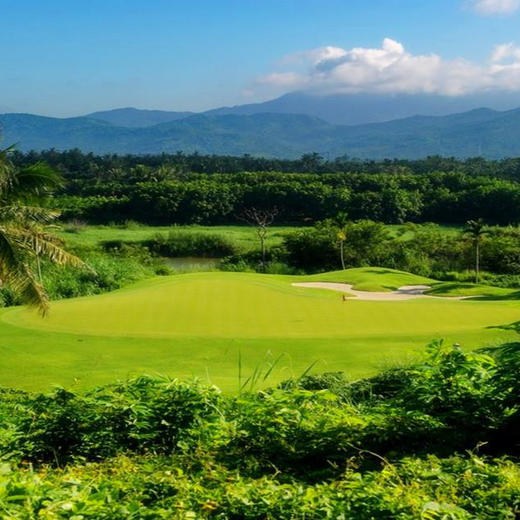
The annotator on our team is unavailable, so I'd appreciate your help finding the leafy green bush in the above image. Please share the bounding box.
[143,230,238,257]
[219,246,294,273]
[0,342,519,516]
[0,377,220,464]
[39,244,170,301]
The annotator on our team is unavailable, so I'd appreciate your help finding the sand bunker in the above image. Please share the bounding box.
[292,282,465,301]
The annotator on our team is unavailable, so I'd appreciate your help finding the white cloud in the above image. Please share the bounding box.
[469,0,520,15]
[492,42,520,61]
[254,39,520,97]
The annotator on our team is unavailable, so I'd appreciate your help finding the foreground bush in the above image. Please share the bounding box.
[0,453,519,519]
[0,377,220,464]
[0,342,519,517]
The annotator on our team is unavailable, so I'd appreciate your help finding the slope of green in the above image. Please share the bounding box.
[0,269,519,391]
[304,267,435,291]
[426,282,518,298]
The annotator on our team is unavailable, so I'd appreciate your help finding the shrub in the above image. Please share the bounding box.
[1,377,221,463]
[40,245,170,300]
[144,231,238,257]
[0,343,519,516]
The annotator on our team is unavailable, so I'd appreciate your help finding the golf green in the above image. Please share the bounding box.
[1,271,519,391]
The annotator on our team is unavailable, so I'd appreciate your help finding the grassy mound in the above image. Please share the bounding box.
[426,281,520,299]
[0,269,518,391]
[305,267,434,291]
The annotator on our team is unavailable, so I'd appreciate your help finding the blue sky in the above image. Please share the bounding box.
[2,0,520,116]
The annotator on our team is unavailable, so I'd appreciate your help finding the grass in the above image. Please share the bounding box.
[386,223,463,240]
[425,281,519,298]
[305,267,434,291]
[58,224,302,251]
[1,268,519,392]
[59,223,462,250]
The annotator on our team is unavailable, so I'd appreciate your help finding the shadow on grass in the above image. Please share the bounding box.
[486,320,520,333]
[363,268,404,276]
[470,291,520,301]
[428,282,520,301]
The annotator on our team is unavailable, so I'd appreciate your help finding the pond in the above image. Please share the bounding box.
[163,257,220,272]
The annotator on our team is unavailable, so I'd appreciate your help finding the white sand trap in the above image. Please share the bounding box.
[292,282,467,301]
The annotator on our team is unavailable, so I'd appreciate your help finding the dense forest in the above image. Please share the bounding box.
[11,150,520,225]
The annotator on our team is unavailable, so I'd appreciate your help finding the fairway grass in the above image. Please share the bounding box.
[1,269,519,391]
[58,224,300,251]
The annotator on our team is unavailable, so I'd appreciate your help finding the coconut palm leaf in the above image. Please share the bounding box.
[0,205,61,224]
[0,143,86,313]
[12,163,63,198]
[0,225,50,314]
[18,228,84,268]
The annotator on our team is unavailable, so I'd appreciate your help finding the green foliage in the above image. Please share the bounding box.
[0,244,170,304]
[283,220,520,277]
[48,165,520,227]
[43,245,168,300]
[0,343,518,516]
[143,230,238,257]
[0,376,220,464]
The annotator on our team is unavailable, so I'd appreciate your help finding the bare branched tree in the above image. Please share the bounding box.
[239,207,278,272]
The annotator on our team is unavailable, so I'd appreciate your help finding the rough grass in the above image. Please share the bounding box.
[58,224,301,251]
[0,269,519,392]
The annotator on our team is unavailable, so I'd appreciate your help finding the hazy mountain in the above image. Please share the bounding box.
[87,107,194,127]
[0,113,136,152]
[2,107,520,159]
[206,91,520,125]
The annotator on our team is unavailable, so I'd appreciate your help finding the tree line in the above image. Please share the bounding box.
[11,149,520,178]
[52,170,520,226]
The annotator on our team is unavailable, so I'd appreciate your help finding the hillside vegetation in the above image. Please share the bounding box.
[4,107,520,158]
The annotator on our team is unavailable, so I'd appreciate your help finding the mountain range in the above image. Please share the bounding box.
[2,92,520,159]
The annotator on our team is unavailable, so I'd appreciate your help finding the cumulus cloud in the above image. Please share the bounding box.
[254,38,520,97]
[469,0,520,15]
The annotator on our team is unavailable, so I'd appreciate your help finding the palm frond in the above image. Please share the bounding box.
[4,263,49,316]
[0,147,63,200]
[0,225,49,314]
[14,162,64,198]
[0,205,61,225]
[14,228,84,268]
[0,144,77,313]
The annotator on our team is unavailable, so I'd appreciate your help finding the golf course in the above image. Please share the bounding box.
[1,267,519,391]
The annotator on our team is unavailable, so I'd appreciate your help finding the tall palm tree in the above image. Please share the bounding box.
[463,218,487,284]
[337,229,346,270]
[335,212,348,270]
[0,145,83,315]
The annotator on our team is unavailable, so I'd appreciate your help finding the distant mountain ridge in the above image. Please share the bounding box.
[2,106,520,159]
[205,91,520,125]
[84,91,520,128]
[87,107,195,127]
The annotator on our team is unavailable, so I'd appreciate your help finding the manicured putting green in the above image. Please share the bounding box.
[0,269,519,391]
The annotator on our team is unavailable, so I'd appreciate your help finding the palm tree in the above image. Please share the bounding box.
[337,230,346,270]
[335,212,348,270]
[0,146,83,315]
[463,218,487,284]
